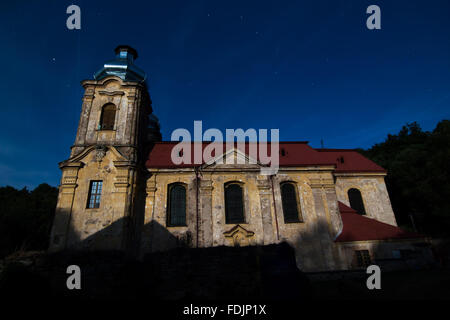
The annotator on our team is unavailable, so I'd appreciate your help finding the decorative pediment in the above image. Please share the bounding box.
[223,225,255,247]
[202,147,262,170]
[61,145,128,167]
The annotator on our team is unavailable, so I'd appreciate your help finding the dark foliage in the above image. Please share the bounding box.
[360,120,450,237]
[0,183,58,258]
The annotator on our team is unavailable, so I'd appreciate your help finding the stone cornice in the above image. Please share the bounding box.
[81,76,145,88]
[59,161,84,170]
[334,172,387,178]
[146,165,337,173]
[113,160,137,169]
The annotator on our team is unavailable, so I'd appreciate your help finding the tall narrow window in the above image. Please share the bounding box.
[87,180,103,209]
[100,103,116,130]
[348,188,366,215]
[167,183,186,226]
[225,183,245,224]
[281,182,302,223]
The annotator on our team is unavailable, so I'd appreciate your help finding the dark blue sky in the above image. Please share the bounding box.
[1,0,449,188]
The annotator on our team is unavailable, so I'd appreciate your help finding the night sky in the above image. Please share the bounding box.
[1,0,449,188]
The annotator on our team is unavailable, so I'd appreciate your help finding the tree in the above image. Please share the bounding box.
[361,120,450,237]
[0,183,58,258]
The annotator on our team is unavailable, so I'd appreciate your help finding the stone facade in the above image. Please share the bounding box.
[49,46,430,272]
[335,173,397,226]
[49,48,154,254]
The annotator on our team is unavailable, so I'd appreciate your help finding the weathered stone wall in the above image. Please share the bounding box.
[268,171,342,271]
[141,167,344,272]
[210,172,264,246]
[141,171,198,252]
[72,77,146,155]
[50,75,149,253]
[49,147,136,252]
[335,174,397,226]
[336,239,435,270]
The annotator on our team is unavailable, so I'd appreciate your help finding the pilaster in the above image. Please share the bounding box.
[198,179,213,247]
[49,162,83,251]
[257,175,275,245]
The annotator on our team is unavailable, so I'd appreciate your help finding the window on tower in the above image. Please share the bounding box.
[99,103,116,130]
[87,180,103,209]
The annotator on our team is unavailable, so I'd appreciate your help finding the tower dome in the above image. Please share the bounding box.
[93,45,146,82]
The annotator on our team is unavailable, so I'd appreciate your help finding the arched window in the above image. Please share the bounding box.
[167,183,187,226]
[225,183,245,224]
[348,188,366,215]
[100,103,116,130]
[280,182,302,223]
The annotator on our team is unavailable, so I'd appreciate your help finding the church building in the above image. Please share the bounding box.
[49,46,432,271]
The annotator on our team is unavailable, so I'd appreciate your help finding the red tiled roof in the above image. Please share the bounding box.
[338,201,359,214]
[146,141,333,168]
[335,202,423,242]
[145,142,386,173]
[315,149,386,173]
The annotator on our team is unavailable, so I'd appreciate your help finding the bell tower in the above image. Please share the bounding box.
[49,46,161,253]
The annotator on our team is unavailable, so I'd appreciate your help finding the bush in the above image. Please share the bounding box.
[0,183,58,258]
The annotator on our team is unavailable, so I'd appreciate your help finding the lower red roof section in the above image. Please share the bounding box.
[335,202,423,242]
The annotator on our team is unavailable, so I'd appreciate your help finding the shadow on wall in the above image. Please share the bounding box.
[52,208,183,254]
[290,218,339,271]
[2,207,441,302]
[289,216,436,272]
[19,211,312,301]
[51,205,437,274]
[71,217,183,253]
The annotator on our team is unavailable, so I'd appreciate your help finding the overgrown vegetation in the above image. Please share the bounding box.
[360,120,450,237]
[0,184,58,258]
